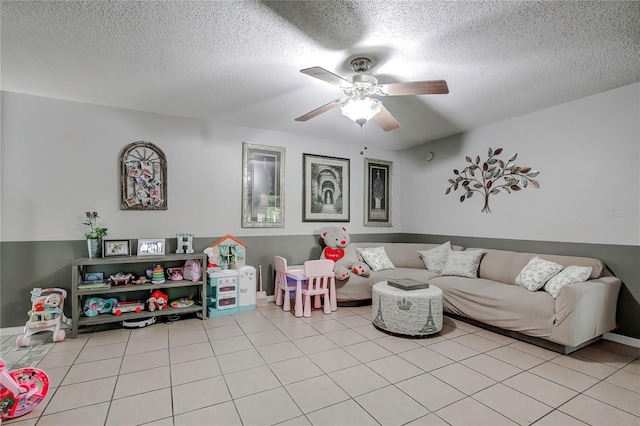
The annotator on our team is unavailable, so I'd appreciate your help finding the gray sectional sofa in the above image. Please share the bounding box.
[336,242,621,353]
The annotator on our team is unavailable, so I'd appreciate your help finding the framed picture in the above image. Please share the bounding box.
[120,141,167,210]
[137,238,165,256]
[364,158,393,227]
[303,153,350,222]
[103,240,131,257]
[242,143,285,227]
[83,272,105,283]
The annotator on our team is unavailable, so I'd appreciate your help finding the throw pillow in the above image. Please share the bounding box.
[418,241,451,272]
[440,249,484,278]
[515,257,563,291]
[359,246,395,272]
[544,265,593,298]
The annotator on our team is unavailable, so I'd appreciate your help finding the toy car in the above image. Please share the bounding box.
[112,301,144,315]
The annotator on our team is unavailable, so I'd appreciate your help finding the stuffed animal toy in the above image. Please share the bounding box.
[320,226,370,280]
[147,290,169,312]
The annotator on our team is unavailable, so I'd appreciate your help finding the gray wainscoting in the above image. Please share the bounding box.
[2,234,638,339]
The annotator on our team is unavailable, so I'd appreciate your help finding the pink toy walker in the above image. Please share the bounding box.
[16,288,70,347]
[0,358,49,423]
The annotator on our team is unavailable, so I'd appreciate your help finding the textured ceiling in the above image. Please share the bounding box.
[2,1,638,150]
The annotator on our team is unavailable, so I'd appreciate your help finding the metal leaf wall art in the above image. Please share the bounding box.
[445,147,540,213]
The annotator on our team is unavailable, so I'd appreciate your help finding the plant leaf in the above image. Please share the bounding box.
[486,180,492,188]
[498,160,505,168]
[490,188,500,195]
[463,185,470,192]
[483,162,488,171]
[494,148,503,155]
[474,183,483,189]
[466,156,473,163]
[505,162,515,169]
[529,179,540,188]
[454,182,458,190]
[445,187,451,194]
[527,170,539,177]
[448,179,454,184]
[501,187,511,194]
[454,169,459,175]
[469,168,475,177]
[466,191,473,198]
[508,153,517,162]
[522,178,528,188]
[510,185,521,191]
[519,166,531,174]
[462,180,470,186]
[488,147,493,157]
[475,155,480,165]
[460,195,466,203]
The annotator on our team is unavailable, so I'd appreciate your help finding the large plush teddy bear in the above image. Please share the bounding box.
[320,226,370,280]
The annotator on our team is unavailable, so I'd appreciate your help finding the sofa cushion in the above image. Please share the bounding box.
[353,242,464,269]
[440,249,484,278]
[473,248,605,285]
[418,241,451,272]
[359,246,395,271]
[544,266,593,298]
[515,257,564,291]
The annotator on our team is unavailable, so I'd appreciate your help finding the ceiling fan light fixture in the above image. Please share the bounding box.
[341,96,382,126]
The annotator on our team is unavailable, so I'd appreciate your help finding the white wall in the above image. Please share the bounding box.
[401,83,640,246]
[0,92,402,242]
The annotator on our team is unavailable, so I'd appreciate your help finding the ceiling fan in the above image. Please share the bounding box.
[295,57,449,131]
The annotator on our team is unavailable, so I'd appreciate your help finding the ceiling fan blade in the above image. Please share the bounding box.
[295,99,343,122]
[380,80,449,96]
[373,105,400,131]
[300,66,352,87]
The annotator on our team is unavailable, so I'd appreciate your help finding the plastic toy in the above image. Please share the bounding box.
[109,272,133,285]
[0,357,49,422]
[167,267,184,281]
[16,288,70,347]
[320,227,370,280]
[112,301,144,315]
[132,276,149,285]
[170,298,194,308]
[83,297,118,317]
[147,290,168,311]
[122,317,156,328]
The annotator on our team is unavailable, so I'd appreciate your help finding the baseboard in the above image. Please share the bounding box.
[603,331,640,348]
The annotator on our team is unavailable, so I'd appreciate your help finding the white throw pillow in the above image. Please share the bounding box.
[418,241,451,272]
[440,249,484,278]
[359,246,395,272]
[515,257,563,291]
[544,265,592,298]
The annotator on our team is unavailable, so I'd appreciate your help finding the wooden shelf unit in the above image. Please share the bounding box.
[70,253,207,338]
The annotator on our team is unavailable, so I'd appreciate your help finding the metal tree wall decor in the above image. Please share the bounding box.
[445,147,540,213]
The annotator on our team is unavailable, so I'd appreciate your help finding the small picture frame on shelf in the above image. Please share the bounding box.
[83,272,105,283]
[103,240,131,257]
[137,238,166,256]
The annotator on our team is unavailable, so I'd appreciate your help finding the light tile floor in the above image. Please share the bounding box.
[1,303,639,426]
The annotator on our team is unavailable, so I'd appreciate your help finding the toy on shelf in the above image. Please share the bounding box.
[83,297,119,317]
[147,290,168,311]
[109,272,133,285]
[16,288,71,347]
[170,298,194,308]
[132,276,149,285]
[167,267,184,281]
[0,357,50,421]
[112,301,144,315]
[151,264,165,284]
[182,259,202,282]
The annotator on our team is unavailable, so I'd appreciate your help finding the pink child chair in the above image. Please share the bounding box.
[301,259,335,317]
[274,256,297,312]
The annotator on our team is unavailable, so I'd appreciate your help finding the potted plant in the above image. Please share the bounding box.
[83,211,108,258]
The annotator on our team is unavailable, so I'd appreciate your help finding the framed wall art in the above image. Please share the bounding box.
[364,158,393,227]
[303,153,350,222]
[120,141,167,210]
[103,240,131,257]
[242,143,285,227]
[137,239,165,256]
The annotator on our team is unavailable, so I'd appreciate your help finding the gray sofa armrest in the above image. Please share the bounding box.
[553,276,621,346]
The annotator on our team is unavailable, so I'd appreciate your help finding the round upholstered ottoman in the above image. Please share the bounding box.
[372,281,443,337]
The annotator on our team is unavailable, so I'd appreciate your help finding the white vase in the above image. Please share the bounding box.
[87,239,101,258]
